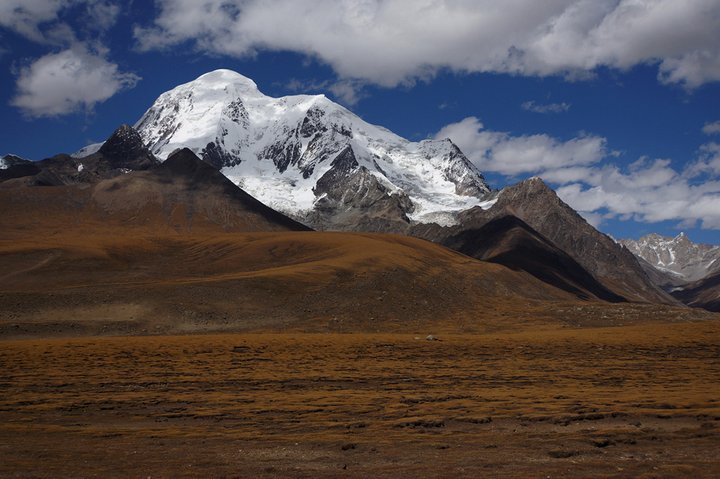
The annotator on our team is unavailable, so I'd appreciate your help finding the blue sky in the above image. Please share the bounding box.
[1,1,720,243]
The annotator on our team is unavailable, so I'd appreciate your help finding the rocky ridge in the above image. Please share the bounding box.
[620,233,720,284]
[412,178,675,304]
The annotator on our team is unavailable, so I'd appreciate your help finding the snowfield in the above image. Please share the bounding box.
[134,69,495,224]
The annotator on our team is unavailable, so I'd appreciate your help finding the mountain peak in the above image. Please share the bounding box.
[160,147,217,177]
[134,70,493,229]
[620,231,720,283]
[642,232,666,240]
[196,69,258,86]
[99,124,157,170]
[498,176,556,204]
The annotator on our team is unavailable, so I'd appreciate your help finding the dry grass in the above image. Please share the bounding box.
[2,185,719,477]
[1,323,719,478]
[2,230,715,339]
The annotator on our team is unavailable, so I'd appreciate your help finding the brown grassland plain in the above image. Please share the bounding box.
[0,325,719,478]
[0,227,719,477]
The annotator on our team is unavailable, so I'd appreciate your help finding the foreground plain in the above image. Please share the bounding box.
[1,322,719,478]
[2,180,719,478]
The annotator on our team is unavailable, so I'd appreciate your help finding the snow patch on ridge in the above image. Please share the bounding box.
[72,143,103,158]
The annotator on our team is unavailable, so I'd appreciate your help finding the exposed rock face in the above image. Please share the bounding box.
[620,233,720,284]
[313,146,360,197]
[0,155,40,181]
[633,255,687,291]
[442,215,625,302]
[307,146,414,231]
[98,124,158,171]
[623,233,720,311]
[0,154,32,169]
[413,178,675,304]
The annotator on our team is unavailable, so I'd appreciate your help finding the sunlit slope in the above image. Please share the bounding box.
[0,228,593,336]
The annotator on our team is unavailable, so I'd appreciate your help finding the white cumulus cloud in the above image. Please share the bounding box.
[434,116,606,176]
[3,1,132,118]
[85,1,121,32]
[0,0,69,42]
[134,0,720,89]
[0,1,120,43]
[686,142,720,177]
[12,46,140,118]
[556,171,720,229]
[435,117,720,230]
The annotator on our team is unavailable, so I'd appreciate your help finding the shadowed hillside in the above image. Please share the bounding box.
[673,272,720,312]
[443,216,625,302]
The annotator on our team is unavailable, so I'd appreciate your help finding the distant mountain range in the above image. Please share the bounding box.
[620,233,720,312]
[2,69,700,311]
[620,233,720,284]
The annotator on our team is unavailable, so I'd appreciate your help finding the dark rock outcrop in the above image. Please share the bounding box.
[0,125,159,187]
[0,155,40,181]
[201,141,241,169]
[98,124,158,170]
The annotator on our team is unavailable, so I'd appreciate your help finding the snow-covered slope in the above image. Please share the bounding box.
[134,69,494,228]
[72,143,103,158]
[620,233,720,283]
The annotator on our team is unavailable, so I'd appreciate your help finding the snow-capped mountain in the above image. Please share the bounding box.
[133,69,494,229]
[620,233,720,283]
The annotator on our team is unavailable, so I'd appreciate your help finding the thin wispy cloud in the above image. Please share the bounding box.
[0,0,70,43]
[284,77,366,105]
[703,120,720,135]
[521,100,571,114]
[0,0,121,44]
